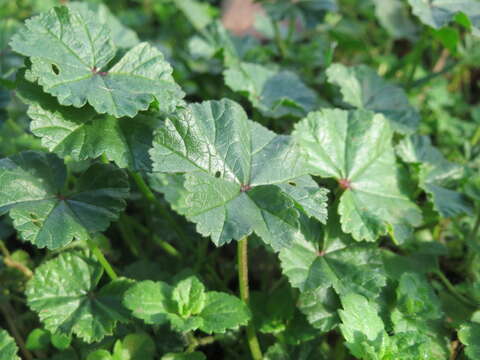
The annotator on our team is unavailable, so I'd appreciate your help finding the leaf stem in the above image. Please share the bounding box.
[434,270,477,308]
[0,241,33,278]
[273,22,288,59]
[237,237,262,360]
[0,302,33,360]
[129,171,189,244]
[153,235,182,259]
[87,239,118,281]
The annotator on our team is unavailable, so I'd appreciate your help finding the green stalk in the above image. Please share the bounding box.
[273,22,288,59]
[153,235,182,259]
[129,171,188,244]
[434,270,477,308]
[237,237,263,360]
[87,239,118,281]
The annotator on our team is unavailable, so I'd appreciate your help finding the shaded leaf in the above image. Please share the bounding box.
[0,151,129,249]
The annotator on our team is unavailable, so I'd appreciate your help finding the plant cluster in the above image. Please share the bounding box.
[1,0,480,359]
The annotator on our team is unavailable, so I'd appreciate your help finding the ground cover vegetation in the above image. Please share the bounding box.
[1,0,480,359]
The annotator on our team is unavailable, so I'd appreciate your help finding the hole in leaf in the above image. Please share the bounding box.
[288,182,297,187]
[51,64,60,75]
[215,171,221,178]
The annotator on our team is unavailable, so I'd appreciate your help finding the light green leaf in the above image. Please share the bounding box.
[173,276,206,317]
[396,272,443,319]
[112,333,156,360]
[397,135,472,217]
[174,0,217,31]
[26,251,132,343]
[279,234,387,299]
[25,328,50,351]
[294,109,422,242]
[0,329,20,360]
[123,280,174,326]
[339,293,389,360]
[10,6,183,118]
[150,99,327,249]
[408,0,480,35]
[326,63,419,134]
[16,72,159,171]
[86,350,112,360]
[459,322,480,359]
[162,353,206,360]
[198,292,250,333]
[124,279,250,333]
[224,62,317,118]
[0,151,129,249]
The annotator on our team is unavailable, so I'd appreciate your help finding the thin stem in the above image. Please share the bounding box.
[434,270,477,308]
[87,239,118,281]
[237,237,262,360]
[0,303,34,360]
[0,241,33,278]
[273,22,288,59]
[153,235,182,259]
[129,171,189,244]
[117,214,141,257]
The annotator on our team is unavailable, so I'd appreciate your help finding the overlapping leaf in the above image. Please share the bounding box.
[0,329,20,360]
[408,0,480,35]
[0,151,129,249]
[10,5,183,117]
[459,323,480,360]
[294,109,422,243]
[124,276,250,333]
[16,71,159,171]
[26,251,132,343]
[224,62,317,118]
[327,63,419,134]
[372,0,417,40]
[150,99,328,249]
[279,234,387,300]
[397,135,472,217]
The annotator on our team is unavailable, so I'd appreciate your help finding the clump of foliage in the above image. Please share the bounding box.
[1,0,480,359]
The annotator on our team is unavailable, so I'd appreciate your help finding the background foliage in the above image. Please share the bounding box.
[1,0,480,359]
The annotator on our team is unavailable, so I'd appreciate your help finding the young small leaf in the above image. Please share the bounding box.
[10,5,184,118]
[0,151,129,249]
[294,109,422,243]
[458,323,480,360]
[26,251,132,343]
[0,329,20,360]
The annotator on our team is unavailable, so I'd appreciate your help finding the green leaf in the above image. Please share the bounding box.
[173,0,217,31]
[161,353,206,360]
[459,322,480,360]
[294,109,422,242]
[298,286,340,332]
[408,0,480,35]
[326,63,419,134]
[338,293,389,360]
[25,328,50,351]
[397,135,472,217]
[16,72,160,171]
[172,276,206,317]
[396,272,443,319]
[10,5,184,118]
[198,292,250,333]
[123,280,174,326]
[0,329,20,360]
[371,0,417,40]
[26,251,132,343]
[112,333,156,360]
[0,151,129,249]
[279,234,387,299]
[224,62,317,118]
[150,99,327,250]
[69,2,139,49]
[86,350,112,360]
[124,278,250,333]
